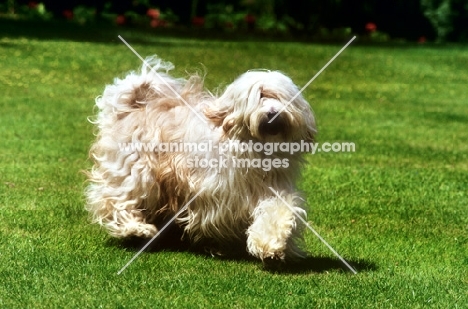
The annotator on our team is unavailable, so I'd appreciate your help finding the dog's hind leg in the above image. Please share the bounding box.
[85,152,160,239]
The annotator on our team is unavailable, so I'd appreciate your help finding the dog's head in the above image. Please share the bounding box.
[205,70,316,142]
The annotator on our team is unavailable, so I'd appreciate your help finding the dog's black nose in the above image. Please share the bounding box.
[267,111,278,121]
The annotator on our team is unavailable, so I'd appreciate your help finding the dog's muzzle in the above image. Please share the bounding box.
[259,112,285,136]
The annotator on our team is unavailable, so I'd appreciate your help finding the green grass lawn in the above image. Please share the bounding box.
[1,21,467,308]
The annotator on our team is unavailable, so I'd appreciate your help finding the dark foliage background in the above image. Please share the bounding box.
[1,0,467,42]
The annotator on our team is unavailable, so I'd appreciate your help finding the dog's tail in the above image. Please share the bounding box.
[91,56,185,123]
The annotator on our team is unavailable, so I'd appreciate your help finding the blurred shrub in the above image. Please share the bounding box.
[421,0,454,42]
[0,0,466,42]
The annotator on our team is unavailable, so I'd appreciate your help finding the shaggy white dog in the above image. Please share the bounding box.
[86,57,316,262]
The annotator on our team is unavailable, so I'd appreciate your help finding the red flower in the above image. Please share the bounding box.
[245,14,256,24]
[192,16,205,27]
[116,15,126,25]
[62,10,73,20]
[365,22,377,33]
[28,2,38,9]
[147,8,160,20]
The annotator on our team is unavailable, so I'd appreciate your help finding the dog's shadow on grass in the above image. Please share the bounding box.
[107,225,376,275]
[263,256,377,274]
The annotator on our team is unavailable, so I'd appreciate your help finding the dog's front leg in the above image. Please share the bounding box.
[246,193,307,262]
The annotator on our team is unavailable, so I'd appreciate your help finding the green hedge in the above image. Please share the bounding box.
[2,0,467,42]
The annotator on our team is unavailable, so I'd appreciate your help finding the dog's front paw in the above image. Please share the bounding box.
[246,235,287,262]
[246,194,308,263]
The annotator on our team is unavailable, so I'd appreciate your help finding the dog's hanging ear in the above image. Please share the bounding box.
[204,107,227,126]
[204,106,237,134]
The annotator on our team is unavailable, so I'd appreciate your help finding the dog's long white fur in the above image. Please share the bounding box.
[86,56,316,261]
